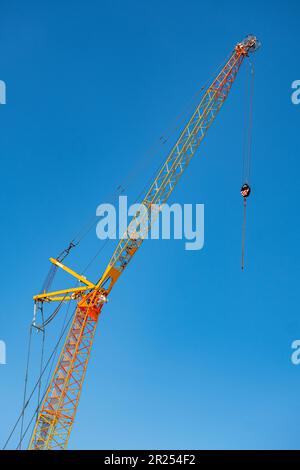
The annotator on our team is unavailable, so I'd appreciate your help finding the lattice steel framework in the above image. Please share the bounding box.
[29,302,101,449]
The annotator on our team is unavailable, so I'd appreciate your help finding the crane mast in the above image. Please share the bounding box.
[29,35,259,450]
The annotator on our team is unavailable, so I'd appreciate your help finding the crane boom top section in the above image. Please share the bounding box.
[95,34,260,293]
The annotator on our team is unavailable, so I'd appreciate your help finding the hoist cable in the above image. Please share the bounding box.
[241,197,247,271]
[246,60,255,182]
[242,59,255,184]
[240,59,255,271]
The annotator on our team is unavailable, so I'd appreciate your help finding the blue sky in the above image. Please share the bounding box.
[1,0,300,450]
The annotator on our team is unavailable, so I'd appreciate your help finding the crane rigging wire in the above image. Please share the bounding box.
[2,301,75,450]
[16,394,45,450]
[37,309,46,414]
[16,300,73,450]
[43,299,72,391]
[17,58,230,445]
[11,52,233,449]
[43,51,233,279]
[80,54,234,276]
[18,325,33,450]
[18,315,46,450]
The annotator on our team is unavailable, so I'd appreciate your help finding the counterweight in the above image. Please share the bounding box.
[29,35,260,450]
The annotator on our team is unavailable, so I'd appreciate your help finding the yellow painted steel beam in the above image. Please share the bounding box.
[33,285,91,301]
[33,259,96,302]
[39,296,74,302]
[49,258,95,287]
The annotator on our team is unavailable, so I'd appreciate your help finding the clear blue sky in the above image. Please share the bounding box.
[1,0,300,450]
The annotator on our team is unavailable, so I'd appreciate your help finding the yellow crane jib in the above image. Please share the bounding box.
[33,258,96,302]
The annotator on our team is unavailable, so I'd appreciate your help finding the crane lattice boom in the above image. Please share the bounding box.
[29,35,259,450]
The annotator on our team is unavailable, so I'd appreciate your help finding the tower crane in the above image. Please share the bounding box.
[28,35,260,449]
